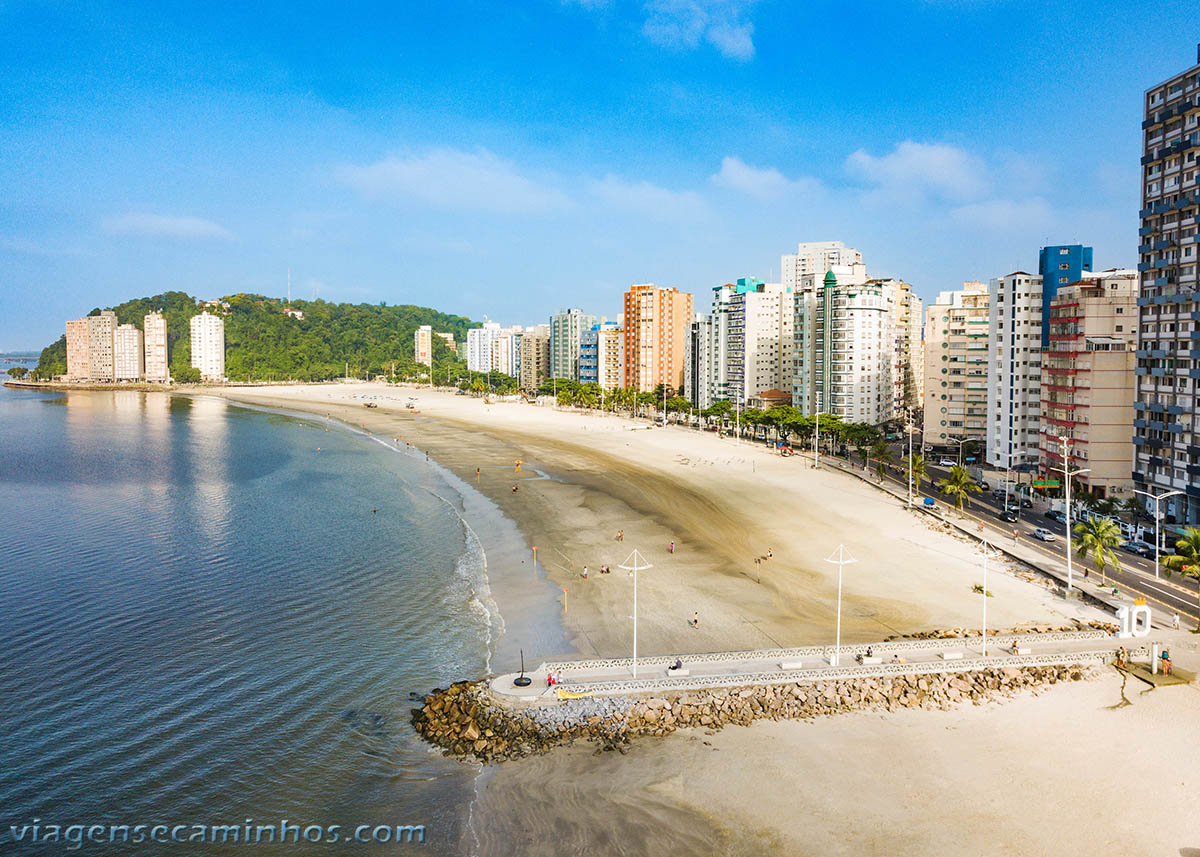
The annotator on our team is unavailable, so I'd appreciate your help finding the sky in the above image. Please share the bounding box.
[1,0,1197,350]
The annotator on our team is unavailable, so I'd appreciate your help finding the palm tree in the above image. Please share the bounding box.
[936,465,981,513]
[1164,527,1200,630]
[902,453,930,495]
[1072,516,1123,585]
[470,377,486,396]
[869,439,893,482]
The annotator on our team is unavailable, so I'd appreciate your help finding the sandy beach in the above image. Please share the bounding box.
[205,382,1200,855]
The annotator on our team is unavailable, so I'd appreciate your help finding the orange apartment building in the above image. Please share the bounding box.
[622,284,694,393]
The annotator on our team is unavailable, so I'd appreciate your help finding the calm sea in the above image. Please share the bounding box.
[0,388,562,855]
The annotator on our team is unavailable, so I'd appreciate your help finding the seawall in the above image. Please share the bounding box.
[413,662,1102,763]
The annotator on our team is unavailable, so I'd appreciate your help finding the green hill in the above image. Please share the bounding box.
[36,291,476,382]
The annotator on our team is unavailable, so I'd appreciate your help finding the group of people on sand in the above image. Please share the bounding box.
[546,670,564,686]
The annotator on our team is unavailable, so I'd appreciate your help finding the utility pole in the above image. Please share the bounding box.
[1058,435,1090,592]
[906,407,913,508]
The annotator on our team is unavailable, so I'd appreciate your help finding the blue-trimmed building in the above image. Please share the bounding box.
[1038,245,1093,348]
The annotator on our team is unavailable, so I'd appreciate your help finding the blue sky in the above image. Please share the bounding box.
[1,0,1197,349]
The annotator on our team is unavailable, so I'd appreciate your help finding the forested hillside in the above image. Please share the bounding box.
[36,292,476,382]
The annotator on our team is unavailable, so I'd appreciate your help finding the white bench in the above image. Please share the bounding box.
[779,660,805,670]
[858,656,882,665]
[940,651,964,660]
[665,668,691,677]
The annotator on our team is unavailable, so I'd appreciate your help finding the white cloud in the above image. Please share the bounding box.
[335,148,572,214]
[101,213,234,240]
[587,174,708,219]
[711,156,823,200]
[642,0,758,61]
[948,197,1053,230]
[845,141,989,203]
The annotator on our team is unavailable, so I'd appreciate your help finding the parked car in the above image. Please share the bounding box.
[1000,509,1019,523]
[937,458,956,467]
[1123,540,1153,557]
[1033,528,1057,542]
[977,480,989,491]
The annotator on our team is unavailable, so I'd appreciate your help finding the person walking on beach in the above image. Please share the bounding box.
[1173,613,1181,630]
[581,566,588,579]
[767,548,773,560]
[512,484,519,493]
[669,541,675,554]
[691,611,699,629]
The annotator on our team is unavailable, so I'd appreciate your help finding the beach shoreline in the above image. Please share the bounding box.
[164,383,1200,854]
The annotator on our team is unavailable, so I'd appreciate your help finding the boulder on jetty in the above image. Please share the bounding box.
[411,665,1095,763]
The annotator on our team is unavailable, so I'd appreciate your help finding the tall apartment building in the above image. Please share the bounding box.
[414,325,433,368]
[791,256,869,416]
[781,241,863,294]
[466,322,502,372]
[113,323,145,381]
[877,279,923,415]
[490,327,524,377]
[806,271,896,424]
[924,282,990,448]
[684,313,712,407]
[723,278,793,407]
[549,308,596,381]
[144,312,169,382]
[518,329,550,393]
[622,284,694,393]
[1039,245,1094,347]
[86,311,117,382]
[986,272,1045,470]
[1039,271,1138,498]
[190,311,225,380]
[1134,44,1200,529]
[65,318,90,381]
[579,321,623,389]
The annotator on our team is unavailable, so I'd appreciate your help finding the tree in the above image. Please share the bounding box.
[1072,516,1123,585]
[902,453,930,494]
[936,465,981,513]
[869,439,894,482]
[1163,528,1200,629]
[844,423,880,469]
[7,366,29,379]
[173,366,202,384]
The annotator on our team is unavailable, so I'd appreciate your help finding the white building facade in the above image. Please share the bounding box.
[144,312,169,382]
[113,323,145,381]
[466,322,502,373]
[924,281,990,448]
[549,308,597,381]
[190,311,225,380]
[986,272,1044,469]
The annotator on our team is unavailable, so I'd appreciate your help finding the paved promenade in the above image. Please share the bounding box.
[491,630,1141,705]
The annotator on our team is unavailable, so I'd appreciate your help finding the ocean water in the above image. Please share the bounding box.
[0,388,557,855]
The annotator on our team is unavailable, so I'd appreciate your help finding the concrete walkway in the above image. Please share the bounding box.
[491,630,1140,705]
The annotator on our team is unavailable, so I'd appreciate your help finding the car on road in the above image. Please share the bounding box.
[1032,528,1057,542]
[1044,509,1067,523]
[1000,509,1019,523]
[1123,540,1153,557]
[937,458,956,467]
[1020,498,1033,508]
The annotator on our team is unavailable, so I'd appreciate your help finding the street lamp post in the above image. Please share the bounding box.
[1057,436,1090,592]
[618,549,653,678]
[823,544,857,667]
[1132,488,1184,580]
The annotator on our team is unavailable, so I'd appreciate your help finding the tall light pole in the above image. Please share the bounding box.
[978,538,1000,656]
[1058,435,1090,592]
[823,544,857,666]
[618,549,653,678]
[1133,488,1183,580]
[905,407,918,508]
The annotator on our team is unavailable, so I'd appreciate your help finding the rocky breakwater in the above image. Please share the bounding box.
[412,665,1097,763]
